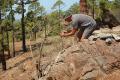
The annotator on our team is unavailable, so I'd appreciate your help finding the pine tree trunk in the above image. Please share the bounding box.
[10,3,16,57]
[58,6,60,27]
[12,24,15,57]
[0,1,6,71]
[92,0,95,19]
[1,28,7,70]
[0,1,1,20]
[45,25,47,39]
[21,1,27,52]
[34,32,37,40]
[79,0,88,14]
[6,30,11,58]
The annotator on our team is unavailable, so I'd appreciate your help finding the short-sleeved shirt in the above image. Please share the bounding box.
[71,14,96,29]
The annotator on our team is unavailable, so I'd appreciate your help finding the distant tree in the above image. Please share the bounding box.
[113,0,120,8]
[52,0,64,17]
[65,3,80,15]
[79,0,88,14]
[28,2,46,28]
[26,11,36,39]
[52,0,64,9]
[7,0,15,57]
[13,20,22,41]
[52,0,64,33]
[29,3,46,17]
[28,1,45,16]
[28,1,40,10]
[0,26,6,70]
[99,0,120,29]
[15,0,37,52]
[28,1,46,40]
[0,0,14,70]
[87,0,96,18]
[47,11,64,36]
[112,0,120,21]
[1,19,12,58]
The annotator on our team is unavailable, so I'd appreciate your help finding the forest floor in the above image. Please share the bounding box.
[0,26,120,80]
[0,35,73,80]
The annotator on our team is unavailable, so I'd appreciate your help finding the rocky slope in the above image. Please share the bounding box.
[40,39,120,80]
[0,27,120,80]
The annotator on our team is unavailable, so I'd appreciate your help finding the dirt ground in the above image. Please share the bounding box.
[0,27,120,80]
[0,36,73,80]
[42,39,120,80]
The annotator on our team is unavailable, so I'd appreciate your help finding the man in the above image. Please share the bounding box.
[60,14,97,42]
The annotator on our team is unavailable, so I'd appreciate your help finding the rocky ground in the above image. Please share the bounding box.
[41,39,120,80]
[0,26,120,80]
[0,36,67,80]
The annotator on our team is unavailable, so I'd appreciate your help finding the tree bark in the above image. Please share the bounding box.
[0,0,6,71]
[10,5,16,57]
[12,23,15,57]
[92,0,95,19]
[79,0,88,14]
[1,28,7,70]
[21,0,27,52]
[6,30,11,58]
[45,24,47,39]
[34,32,37,40]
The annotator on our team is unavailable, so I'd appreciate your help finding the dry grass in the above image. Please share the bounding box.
[0,35,75,80]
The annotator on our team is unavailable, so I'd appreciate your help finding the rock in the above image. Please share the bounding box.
[98,70,120,80]
[48,63,71,80]
[31,71,39,80]
[112,34,120,41]
[39,76,48,80]
[46,77,53,80]
[39,40,120,80]
[55,50,66,63]
[93,30,101,34]
[95,55,118,73]
[43,64,52,76]
[93,27,120,42]
[89,35,98,41]
[105,38,113,45]
[99,33,113,40]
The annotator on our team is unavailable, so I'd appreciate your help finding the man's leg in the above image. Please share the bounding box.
[76,27,85,42]
[82,24,96,40]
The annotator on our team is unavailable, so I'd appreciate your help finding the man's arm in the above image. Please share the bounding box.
[60,28,78,37]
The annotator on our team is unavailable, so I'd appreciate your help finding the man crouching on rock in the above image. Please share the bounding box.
[60,14,97,42]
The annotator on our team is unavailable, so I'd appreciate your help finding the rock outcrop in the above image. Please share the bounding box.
[40,40,120,80]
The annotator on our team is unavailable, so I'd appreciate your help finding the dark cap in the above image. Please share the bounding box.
[64,15,72,22]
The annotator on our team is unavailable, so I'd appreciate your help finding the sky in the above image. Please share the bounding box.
[15,0,79,19]
[39,0,79,13]
[39,0,114,13]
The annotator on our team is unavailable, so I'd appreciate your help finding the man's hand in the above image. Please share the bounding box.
[60,32,65,37]
[60,28,77,37]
